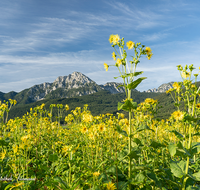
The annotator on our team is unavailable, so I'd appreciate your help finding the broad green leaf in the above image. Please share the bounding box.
[177,160,187,174]
[116,125,128,137]
[118,181,128,190]
[127,77,147,90]
[54,176,69,188]
[186,185,200,190]
[128,149,140,160]
[132,172,145,184]
[193,171,200,181]
[106,166,122,175]
[168,144,177,157]
[133,71,143,77]
[146,172,161,187]
[169,130,184,140]
[134,124,154,134]
[150,141,164,149]
[132,138,142,146]
[48,154,58,162]
[118,100,137,112]
[170,161,185,178]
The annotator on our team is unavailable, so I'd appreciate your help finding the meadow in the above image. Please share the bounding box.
[0,35,200,189]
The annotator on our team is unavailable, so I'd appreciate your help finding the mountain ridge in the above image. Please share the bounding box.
[0,71,174,104]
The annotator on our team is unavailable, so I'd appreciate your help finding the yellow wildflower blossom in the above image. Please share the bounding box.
[93,171,100,177]
[65,104,69,111]
[98,124,105,133]
[81,126,88,134]
[1,149,6,160]
[109,34,114,44]
[146,47,153,60]
[126,41,134,49]
[196,103,200,109]
[112,52,116,61]
[107,181,117,190]
[116,58,122,67]
[104,63,109,71]
[172,110,184,121]
[112,34,120,44]
[173,82,181,92]
[182,71,190,79]
[82,113,93,123]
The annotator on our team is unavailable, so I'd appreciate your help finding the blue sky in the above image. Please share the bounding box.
[0,0,200,93]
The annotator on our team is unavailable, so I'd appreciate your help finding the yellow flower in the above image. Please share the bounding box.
[10,182,24,190]
[145,47,153,60]
[93,171,100,177]
[112,52,116,61]
[173,82,181,92]
[112,34,120,44]
[166,88,173,94]
[116,58,122,67]
[82,113,93,123]
[126,41,134,49]
[81,126,88,134]
[182,71,190,79]
[109,34,120,45]
[104,63,109,71]
[13,145,18,154]
[196,103,200,109]
[98,124,105,133]
[107,181,116,190]
[65,104,69,111]
[109,34,114,44]
[1,149,6,160]
[172,110,184,121]
[146,47,152,55]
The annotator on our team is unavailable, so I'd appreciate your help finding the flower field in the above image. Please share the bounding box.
[1,35,200,189]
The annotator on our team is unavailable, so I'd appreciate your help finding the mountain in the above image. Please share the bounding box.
[144,82,174,93]
[0,72,128,105]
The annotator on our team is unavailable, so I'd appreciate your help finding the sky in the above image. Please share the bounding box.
[0,0,200,93]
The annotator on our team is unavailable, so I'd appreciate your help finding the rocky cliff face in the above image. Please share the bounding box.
[144,82,174,93]
[100,82,125,94]
[10,72,174,104]
[23,72,128,102]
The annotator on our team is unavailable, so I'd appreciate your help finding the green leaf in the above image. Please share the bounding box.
[150,141,164,149]
[118,181,128,190]
[169,130,184,140]
[193,171,200,181]
[146,172,161,187]
[127,77,147,90]
[132,138,142,146]
[170,161,185,178]
[48,154,58,162]
[132,172,145,184]
[168,143,177,157]
[54,176,69,188]
[133,71,143,77]
[177,160,187,174]
[186,186,200,190]
[134,124,154,134]
[118,100,137,112]
[116,125,128,137]
[128,149,140,160]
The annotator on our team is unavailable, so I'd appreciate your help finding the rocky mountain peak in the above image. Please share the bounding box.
[52,71,94,90]
[145,82,174,93]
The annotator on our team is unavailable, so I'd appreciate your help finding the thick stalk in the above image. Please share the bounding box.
[128,88,132,190]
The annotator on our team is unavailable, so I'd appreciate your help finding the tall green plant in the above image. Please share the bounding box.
[104,34,152,189]
[166,64,200,189]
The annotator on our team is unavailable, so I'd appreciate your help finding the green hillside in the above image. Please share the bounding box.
[8,90,160,123]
